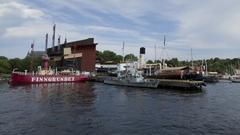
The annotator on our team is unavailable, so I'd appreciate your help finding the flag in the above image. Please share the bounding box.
[58,35,61,45]
[31,43,34,49]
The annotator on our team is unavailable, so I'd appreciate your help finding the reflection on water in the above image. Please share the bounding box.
[1,81,240,135]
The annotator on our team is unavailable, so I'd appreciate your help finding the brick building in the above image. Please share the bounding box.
[47,38,97,72]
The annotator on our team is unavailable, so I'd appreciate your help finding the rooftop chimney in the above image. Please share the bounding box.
[52,24,56,51]
[45,33,48,52]
[139,47,146,69]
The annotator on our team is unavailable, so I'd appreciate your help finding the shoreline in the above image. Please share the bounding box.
[0,74,10,81]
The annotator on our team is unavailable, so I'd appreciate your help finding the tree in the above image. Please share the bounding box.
[146,60,154,64]
[114,55,123,63]
[96,50,103,62]
[124,53,138,62]
[102,50,117,62]
[165,58,179,67]
[8,58,22,71]
[0,58,10,73]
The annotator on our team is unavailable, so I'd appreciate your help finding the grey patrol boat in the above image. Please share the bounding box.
[104,62,159,88]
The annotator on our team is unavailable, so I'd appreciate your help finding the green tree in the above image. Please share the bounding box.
[8,58,22,71]
[165,58,179,67]
[146,60,154,64]
[102,50,117,62]
[0,57,10,73]
[124,53,138,62]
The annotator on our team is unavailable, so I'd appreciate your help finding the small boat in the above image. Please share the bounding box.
[9,54,88,85]
[230,76,240,83]
[104,62,159,88]
[232,79,240,83]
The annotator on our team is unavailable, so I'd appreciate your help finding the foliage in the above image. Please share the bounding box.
[158,57,240,74]
[0,55,54,74]
[146,60,154,64]
[96,50,136,63]
[124,54,138,62]
[0,58,11,73]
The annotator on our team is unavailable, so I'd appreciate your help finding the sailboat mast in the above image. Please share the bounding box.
[122,41,125,62]
[163,35,166,69]
[191,48,193,67]
[154,44,156,63]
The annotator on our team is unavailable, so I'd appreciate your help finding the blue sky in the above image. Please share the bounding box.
[0,0,239,60]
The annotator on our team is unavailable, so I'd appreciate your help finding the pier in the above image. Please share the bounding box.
[155,79,205,89]
[89,76,205,89]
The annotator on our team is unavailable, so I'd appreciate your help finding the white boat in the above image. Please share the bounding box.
[230,75,240,83]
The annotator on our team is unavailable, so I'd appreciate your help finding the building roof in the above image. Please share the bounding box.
[65,38,97,47]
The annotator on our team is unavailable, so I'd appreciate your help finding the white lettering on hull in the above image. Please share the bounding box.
[31,76,75,82]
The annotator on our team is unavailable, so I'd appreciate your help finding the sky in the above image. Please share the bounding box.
[0,0,240,60]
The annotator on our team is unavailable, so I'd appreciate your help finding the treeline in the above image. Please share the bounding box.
[147,57,240,74]
[0,50,239,75]
[0,56,54,74]
[96,50,138,63]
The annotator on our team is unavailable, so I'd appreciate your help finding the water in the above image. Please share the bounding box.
[0,81,240,135]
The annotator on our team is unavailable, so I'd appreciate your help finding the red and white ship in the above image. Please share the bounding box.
[9,54,88,84]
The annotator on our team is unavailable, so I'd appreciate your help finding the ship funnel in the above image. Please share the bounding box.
[139,47,146,69]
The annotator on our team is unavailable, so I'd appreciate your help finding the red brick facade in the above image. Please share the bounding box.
[48,38,97,72]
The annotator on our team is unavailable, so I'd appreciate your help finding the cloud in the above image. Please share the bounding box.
[0,0,240,60]
[0,1,44,19]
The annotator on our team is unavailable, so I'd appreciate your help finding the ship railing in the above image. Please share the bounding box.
[13,71,89,76]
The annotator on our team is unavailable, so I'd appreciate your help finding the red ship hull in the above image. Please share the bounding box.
[10,72,88,84]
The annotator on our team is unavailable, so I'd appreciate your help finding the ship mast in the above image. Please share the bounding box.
[30,41,34,72]
[191,48,193,67]
[122,41,125,62]
[162,35,166,69]
[154,44,156,63]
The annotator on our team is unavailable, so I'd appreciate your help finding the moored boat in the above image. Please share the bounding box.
[10,72,88,84]
[230,76,240,83]
[9,54,88,85]
[103,62,159,88]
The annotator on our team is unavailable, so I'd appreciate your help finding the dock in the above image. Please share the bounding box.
[155,79,205,89]
[89,76,206,89]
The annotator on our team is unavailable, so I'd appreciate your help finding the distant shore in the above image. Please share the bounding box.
[0,74,10,81]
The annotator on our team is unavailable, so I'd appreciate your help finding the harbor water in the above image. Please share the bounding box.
[0,81,240,135]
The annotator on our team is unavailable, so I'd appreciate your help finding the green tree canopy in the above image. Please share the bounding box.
[124,53,138,62]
